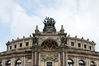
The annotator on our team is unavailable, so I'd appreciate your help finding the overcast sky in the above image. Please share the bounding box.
[0,0,99,52]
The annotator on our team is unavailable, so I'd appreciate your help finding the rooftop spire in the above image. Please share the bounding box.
[35,25,39,33]
[60,25,64,33]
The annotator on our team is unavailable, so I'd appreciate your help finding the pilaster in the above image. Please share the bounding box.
[75,57,78,66]
[36,52,39,66]
[22,57,25,66]
[2,59,6,66]
[66,51,68,66]
[39,53,41,66]
[59,52,60,66]
[35,52,37,65]
[32,52,35,66]
[23,56,26,66]
[60,52,63,66]
[32,46,40,66]
[63,52,65,66]
[11,58,15,66]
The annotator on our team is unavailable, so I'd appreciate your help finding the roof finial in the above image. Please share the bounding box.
[36,25,38,30]
[60,25,64,33]
[23,36,25,38]
[75,35,77,38]
[35,25,39,33]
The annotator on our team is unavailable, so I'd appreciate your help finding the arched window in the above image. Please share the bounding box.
[0,61,2,66]
[90,61,96,66]
[6,60,11,66]
[79,60,85,66]
[68,59,74,66]
[15,59,22,66]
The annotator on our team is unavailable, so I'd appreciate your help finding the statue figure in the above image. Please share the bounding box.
[61,37,67,45]
[33,37,39,45]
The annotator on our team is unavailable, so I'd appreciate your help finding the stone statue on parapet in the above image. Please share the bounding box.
[33,36,39,45]
[61,37,67,45]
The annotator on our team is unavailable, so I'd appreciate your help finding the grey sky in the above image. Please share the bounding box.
[0,0,99,52]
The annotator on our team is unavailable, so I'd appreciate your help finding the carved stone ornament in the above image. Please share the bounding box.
[40,53,58,62]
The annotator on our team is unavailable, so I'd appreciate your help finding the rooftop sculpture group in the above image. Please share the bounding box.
[43,17,56,27]
[43,17,56,33]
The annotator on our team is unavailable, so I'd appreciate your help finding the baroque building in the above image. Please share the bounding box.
[0,17,99,66]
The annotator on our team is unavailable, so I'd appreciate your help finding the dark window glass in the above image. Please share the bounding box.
[78,43,81,47]
[71,42,74,46]
[90,46,91,50]
[14,45,16,48]
[47,62,52,66]
[26,42,29,46]
[10,46,12,49]
[0,61,2,66]
[84,45,86,48]
[20,43,22,47]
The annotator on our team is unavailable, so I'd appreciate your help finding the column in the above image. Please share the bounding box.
[63,52,65,66]
[2,59,6,66]
[32,52,34,66]
[59,52,60,66]
[76,57,78,66]
[32,46,40,66]
[74,57,77,66]
[39,53,41,66]
[63,52,66,66]
[11,58,15,66]
[66,52,68,66]
[24,57,26,66]
[22,57,25,66]
[96,60,99,66]
[32,52,35,66]
[35,52,37,65]
[83,58,89,66]
[34,51,39,66]
[60,52,63,66]
[64,52,66,66]
[36,52,39,66]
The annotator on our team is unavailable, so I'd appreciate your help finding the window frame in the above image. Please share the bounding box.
[84,44,86,49]
[14,45,17,48]
[71,42,74,46]
[78,43,81,47]
[20,43,22,47]
[26,42,29,46]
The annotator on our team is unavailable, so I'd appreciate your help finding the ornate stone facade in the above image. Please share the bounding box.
[0,17,99,66]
